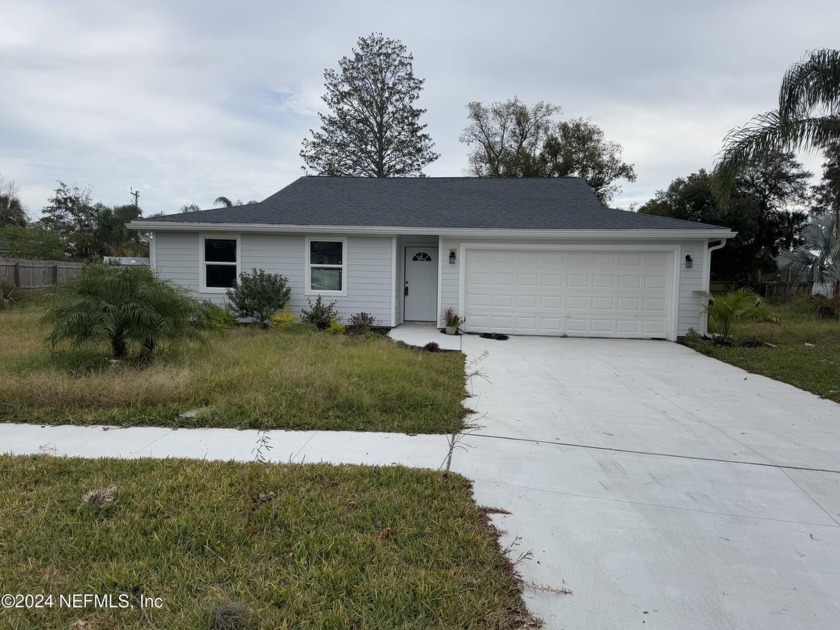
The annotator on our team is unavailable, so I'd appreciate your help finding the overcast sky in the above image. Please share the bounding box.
[2,0,837,218]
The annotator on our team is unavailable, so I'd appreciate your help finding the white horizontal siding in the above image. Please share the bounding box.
[153,232,394,324]
[154,232,199,290]
[676,241,706,336]
[439,237,461,326]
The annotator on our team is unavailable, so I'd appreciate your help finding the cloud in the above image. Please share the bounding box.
[1,0,837,216]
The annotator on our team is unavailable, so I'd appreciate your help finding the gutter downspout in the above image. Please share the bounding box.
[702,240,727,335]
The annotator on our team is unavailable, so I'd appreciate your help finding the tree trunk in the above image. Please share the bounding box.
[111,336,127,360]
[140,337,155,362]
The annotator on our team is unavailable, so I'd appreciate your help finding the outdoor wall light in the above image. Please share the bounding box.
[685,254,693,269]
[449,249,457,264]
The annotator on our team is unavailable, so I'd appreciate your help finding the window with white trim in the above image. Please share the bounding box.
[306,237,346,295]
[202,237,238,290]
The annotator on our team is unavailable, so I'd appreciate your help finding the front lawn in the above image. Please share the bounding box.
[687,298,840,403]
[0,305,465,432]
[0,455,533,629]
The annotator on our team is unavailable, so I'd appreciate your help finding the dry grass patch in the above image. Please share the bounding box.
[0,455,535,629]
[0,305,466,432]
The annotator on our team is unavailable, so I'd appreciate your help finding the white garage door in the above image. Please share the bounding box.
[464,248,675,338]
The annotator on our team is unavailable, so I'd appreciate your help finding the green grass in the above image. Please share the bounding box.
[0,455,532,629]
[690,297,840,402]
[0,305,466,432]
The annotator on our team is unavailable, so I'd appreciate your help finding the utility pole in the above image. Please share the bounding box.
[130,188,140,207]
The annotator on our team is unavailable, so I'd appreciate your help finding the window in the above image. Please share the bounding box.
[306,237,346,295]
[412,251,432,262]
[202,236,238,290]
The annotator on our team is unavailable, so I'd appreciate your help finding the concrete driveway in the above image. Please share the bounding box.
[452,336,840,629]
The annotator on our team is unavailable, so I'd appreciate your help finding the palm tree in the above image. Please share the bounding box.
[43,264,211,361]
[715,49,840,203]
[779,214,840,296]
[214,196,233,208]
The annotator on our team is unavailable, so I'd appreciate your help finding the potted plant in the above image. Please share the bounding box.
[441,306,465,335]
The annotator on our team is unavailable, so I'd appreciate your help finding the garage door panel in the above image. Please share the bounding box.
[593,274,615,288]
[566,296,588,309]
[617,320,641,334]
[618,297,640,311]
[567,275,590,287]
[464,248,674,339]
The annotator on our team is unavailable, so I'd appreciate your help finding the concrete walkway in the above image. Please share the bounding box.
[0,423,450,469]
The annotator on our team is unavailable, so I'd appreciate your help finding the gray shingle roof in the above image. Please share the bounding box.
[141,177,726,231]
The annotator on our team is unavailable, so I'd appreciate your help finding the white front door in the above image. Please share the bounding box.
[404,246,438,321]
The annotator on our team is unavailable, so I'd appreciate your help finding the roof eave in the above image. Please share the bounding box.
[128,221,735,240]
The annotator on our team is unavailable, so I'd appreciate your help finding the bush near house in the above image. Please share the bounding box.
[301,295,339,330]
[226,268,291,328]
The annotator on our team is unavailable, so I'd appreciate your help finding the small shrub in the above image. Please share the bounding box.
[326,317,346,335]
[809,294,840,319]
[205,302,237,331]
[347,312,378,334]
[43,264,209,362]
[682,328,713,354]
[226,269,291,328]
[269,304,297,328]
[423,342,440,352]
[699,288,770,342]
[301,296,339,330]
[441,306,465,328]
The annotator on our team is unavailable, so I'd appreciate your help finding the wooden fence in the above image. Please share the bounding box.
[0,258,84,289]
[762,282,812,299]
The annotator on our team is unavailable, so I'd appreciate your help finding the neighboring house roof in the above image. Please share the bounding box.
[133,176,730,233]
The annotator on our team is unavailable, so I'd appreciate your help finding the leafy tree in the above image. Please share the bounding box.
[213,196,250,207]
[811,139,840,223]
[461,99,558,178]
[540,118,637,203]
[460,98,636,203]
[95,203,147,257]
[180,203,201,213]
[226,268,291,328]
[300,33,439,177]
[0,224,65,259]
[715,49,840,199]
[779,214,840,296]
[43,264,211,361]
[0,176,27,228]
[639,154,810,283]
[40,182,101,259]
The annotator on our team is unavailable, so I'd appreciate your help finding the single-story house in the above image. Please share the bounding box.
[129,177,734,340]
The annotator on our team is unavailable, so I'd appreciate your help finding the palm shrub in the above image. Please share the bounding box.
[699,288,769,342]
[779,214,840,298]
[42,264,210,361]
[226,269,291,328]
